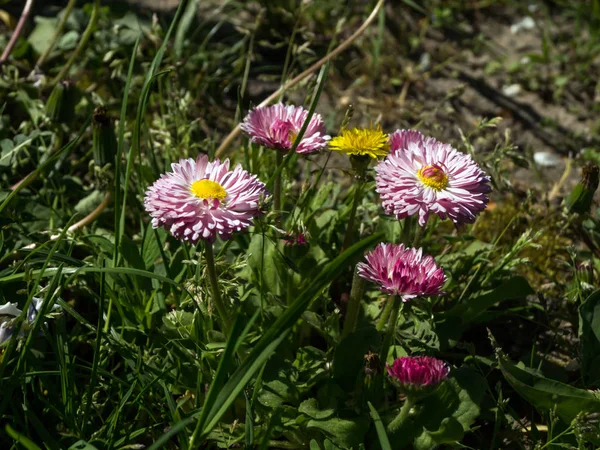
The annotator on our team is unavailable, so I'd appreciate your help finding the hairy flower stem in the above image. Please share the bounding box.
[273,151,283,223]
[204,242,232,337]
[387,395,415,435]
[341,268,366,339]
[380,296,401,365]
[376,298,395,332]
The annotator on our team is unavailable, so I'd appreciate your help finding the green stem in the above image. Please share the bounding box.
[400,216,414,245]
[273,151,283,222]
[36,0,77,68]
[380,296,401,365]
[49,0,100,87]
[376,298,394,332]
[341,266,366,339]
[412,223,425,248]
[387,395,415,435]
[342,178,365,250]
[204,242,232,337]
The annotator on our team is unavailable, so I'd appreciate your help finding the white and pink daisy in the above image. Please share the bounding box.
[240,103,330,154]
[144,155,267,244]
[376,130,491,226]
[357,243,445,301]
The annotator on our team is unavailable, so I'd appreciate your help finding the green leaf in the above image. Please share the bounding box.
[579,290,600,385]
[248,233,284,296]
[119,235,146,272]
[449,276,534,322]
[299,398,336,420]
[5,424,42,450]
[68,441,99,450]
[412,368,484,449]
[498,353,600,423]
[142,224,164,271]
[439,277,534,348]
[305,413,370,449]
[28,17,58,55]
[74,190,105,216]
[368,402,392,450]
[257,358,299,407]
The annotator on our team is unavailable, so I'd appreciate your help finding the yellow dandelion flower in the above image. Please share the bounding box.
[328,125,390,158]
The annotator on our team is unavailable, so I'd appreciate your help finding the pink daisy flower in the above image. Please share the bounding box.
[356,243,445,300]
[240,103,330,154]
[376,130,491,226]
[387,356,449,389]
[144,155,266,244]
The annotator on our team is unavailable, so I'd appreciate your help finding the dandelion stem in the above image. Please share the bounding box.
[341,267,366,339]
[204,242,232,337]
[273,151,283,222]
[387,395,415,435]
[380,296,401,366]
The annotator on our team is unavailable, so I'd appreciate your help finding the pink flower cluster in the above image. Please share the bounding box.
[387,356,449,388]
[357,243,445,300]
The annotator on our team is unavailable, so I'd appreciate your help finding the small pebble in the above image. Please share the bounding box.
[502,84,522,97]
[534,151,562,168]
[510,17,536,34]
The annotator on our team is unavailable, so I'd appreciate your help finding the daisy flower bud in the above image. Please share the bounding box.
[357,243,445,301]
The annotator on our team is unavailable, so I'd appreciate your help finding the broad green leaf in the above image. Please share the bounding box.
[299,398,336,420]
[448,276,534,322]
[248,233,284,296]
[119,235,145,271]
[579,290,600,385]
[305,413,370,449]
[257,358,300,407]
[438,276,534,348]
[498,353,600,423]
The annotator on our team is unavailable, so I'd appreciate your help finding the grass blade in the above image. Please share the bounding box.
[368,401,392,450]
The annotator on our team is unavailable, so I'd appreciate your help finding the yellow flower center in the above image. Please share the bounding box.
[289,130,298,145]
[190,179,227,201]
[329,125,390,158]
[417,165,448,191]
